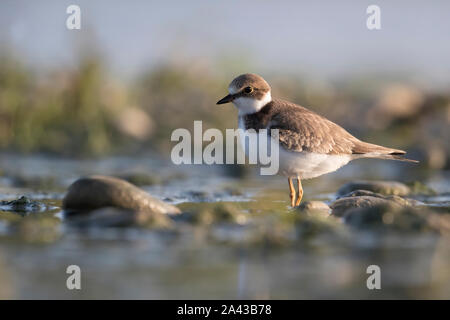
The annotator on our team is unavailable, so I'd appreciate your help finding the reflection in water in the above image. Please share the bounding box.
[237,253,247,299]
[0,155,449,299]
[0,250,14,299]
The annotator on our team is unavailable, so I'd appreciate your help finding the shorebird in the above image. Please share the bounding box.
[217,73,418,207]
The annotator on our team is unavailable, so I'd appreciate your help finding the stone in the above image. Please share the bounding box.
[338,189,417,206]
[331,196,404,218]
[63,175,180,216]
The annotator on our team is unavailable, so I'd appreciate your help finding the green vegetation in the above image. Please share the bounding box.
[0,48,448,169]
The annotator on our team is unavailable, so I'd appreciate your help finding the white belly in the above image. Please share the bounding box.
[277,149,351,179]
[237,118,352,179]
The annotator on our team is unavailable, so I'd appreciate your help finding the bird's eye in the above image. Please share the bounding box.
[243,86,253,94]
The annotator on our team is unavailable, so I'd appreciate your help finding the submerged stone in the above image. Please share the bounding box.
[331,195,404,218]
[338,190,417,206]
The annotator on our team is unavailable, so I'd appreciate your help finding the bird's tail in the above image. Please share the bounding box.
[352,141,419,163]
[366,153,419,163]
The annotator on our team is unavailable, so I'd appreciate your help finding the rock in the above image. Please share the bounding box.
[331,196,404,218]
[343,204,440,233]
[337,181,410,197]
[337,189,382,198]
[296,201,330,218]
[63,175,180,216]
[337,190,417,206]
[67,207,173,229]
[0,196,47,214]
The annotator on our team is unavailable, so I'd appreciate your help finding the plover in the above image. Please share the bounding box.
[217,73,418,207]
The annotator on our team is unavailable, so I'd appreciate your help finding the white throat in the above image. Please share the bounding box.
[232,91,272,115]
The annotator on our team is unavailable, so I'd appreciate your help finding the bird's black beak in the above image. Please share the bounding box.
[216,94,234,105]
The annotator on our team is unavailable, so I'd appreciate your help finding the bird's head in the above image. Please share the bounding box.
[217,73,272,115]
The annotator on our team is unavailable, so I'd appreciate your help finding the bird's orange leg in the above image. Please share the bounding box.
[288,178,296,207]
[295,178,303,206]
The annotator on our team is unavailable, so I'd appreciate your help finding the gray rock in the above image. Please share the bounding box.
[338,189,417,206]
[337,181,410,197]
[337,189,384,198]
[63,175,180,216]
[331,196,404,217]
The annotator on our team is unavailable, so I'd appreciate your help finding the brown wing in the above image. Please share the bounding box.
[268,100,359,154]
[268,100,414,161]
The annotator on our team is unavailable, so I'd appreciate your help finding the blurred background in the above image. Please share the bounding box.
[0,0,449,299]
[0,0,449,168]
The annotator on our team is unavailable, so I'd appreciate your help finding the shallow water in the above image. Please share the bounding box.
[0,154,449,299]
